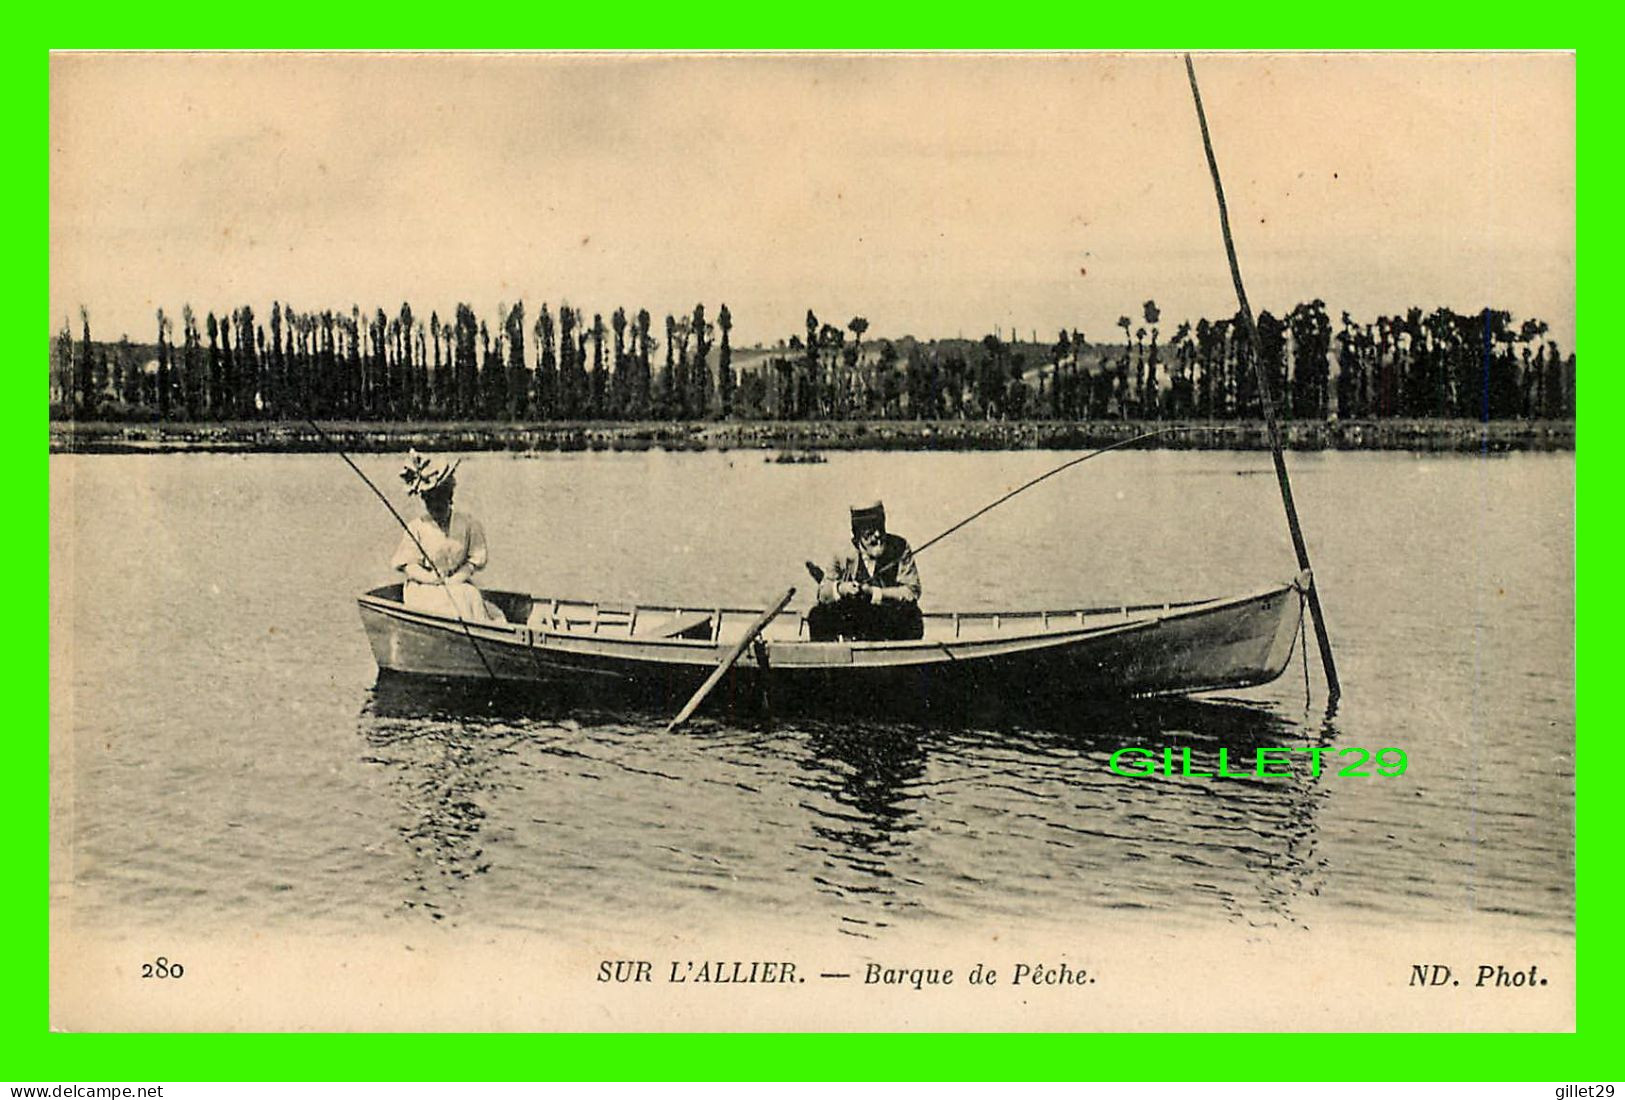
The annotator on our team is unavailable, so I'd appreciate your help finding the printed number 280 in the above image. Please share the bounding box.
[140,956,184,979]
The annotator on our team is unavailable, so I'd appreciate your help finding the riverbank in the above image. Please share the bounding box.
[48,417,1575,455]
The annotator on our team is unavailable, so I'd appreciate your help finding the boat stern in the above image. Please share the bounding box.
[357,585,536,681]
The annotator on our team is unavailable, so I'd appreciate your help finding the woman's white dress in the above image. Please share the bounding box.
[391,511,503,622]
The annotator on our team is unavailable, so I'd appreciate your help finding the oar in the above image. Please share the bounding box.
[666,586,797,731]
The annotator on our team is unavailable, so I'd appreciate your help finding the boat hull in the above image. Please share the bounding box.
[358,578,1306,713]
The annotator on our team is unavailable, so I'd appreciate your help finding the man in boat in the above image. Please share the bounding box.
[391,450,504,623]
[807,499,925,642]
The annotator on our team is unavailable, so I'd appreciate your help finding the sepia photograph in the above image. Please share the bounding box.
[47,50,1575,1033]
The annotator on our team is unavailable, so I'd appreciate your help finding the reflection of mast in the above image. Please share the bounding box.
[1269,714,1338,920]
[1153,702,1333,927]
[1005,696,1334,928]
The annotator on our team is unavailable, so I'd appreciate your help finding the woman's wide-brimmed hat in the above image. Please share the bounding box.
[400,449,461,497]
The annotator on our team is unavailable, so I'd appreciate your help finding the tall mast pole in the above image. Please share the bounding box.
[1184,53,1341,704]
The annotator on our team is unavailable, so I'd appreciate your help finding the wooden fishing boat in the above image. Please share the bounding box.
[341,64,1342,717]
[357,571,1309,712]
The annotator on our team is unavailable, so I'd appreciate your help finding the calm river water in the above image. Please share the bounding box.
[49,448,1574,944]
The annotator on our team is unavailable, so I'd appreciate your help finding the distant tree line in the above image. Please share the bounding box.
[746,301,1574,422]
[50,300,738,423]
[50,297,1574,424]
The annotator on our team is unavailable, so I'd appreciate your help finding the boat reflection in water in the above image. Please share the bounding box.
[358,674,1335,937]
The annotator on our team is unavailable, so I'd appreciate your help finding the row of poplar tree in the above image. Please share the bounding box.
[51,297,1575,423]
[52,301,738,423]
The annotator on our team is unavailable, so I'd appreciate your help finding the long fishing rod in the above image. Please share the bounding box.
[1184,53,1340,704]
[912,427,1180,558]
[801,426,1181,588]
[301,419,499,681]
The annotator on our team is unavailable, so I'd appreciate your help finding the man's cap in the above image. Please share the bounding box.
[849,499,886,530]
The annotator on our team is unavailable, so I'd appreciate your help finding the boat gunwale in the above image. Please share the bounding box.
[356,579,1302,660]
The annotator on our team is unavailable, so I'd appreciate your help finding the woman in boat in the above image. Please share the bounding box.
[808,499,924,642]
[391,451,503,623]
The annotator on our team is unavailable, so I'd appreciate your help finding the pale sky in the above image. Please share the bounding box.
[50,51,1576,351]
